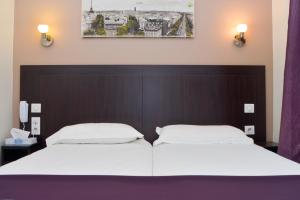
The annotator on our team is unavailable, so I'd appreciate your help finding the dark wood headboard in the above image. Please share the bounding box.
[21,65,266,144]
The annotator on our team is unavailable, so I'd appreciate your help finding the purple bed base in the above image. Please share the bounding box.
[1,175,300,200]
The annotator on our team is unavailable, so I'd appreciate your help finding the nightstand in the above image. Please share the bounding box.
[1,143,42,165]
[256,142,278,153]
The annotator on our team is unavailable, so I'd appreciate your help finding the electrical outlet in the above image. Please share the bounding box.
[244,125,255,135]
[31,117,41,136]
[244,104,255,113]
[31,103,42,113]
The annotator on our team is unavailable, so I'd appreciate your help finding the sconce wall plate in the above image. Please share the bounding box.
[40,33,54,47]
[234,32,246,47]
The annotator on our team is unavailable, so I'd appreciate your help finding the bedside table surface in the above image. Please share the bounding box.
[2,144,37,149]
[255,142,278,153]
[256,141,278,147]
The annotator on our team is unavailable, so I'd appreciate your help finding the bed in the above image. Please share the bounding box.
[153,125,300,176]
[0,140,152,176]
[154,143,300,176]
[1,65,300,200]
[0,123,153,176]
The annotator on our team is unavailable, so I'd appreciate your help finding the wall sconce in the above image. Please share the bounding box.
[234,24,248,47]
[37,24,54,47]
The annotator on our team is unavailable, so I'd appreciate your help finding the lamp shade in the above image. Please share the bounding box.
[236,24,248,33]
[38,24,49,33]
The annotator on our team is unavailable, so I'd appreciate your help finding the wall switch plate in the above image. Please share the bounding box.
[31,103,41,113]
[31,117,41,136]
[244,125,255,135]
[244,104,255,113]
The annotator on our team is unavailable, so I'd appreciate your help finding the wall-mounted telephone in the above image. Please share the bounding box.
[20,101,29,130]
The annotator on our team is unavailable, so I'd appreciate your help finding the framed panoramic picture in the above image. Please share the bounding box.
[81,0,194,38]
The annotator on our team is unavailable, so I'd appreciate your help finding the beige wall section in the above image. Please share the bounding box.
[272,0,290,142]
[0,0,14,150]
[13,0,273,141]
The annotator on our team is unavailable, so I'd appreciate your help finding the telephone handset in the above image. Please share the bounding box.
[19,101,29,130]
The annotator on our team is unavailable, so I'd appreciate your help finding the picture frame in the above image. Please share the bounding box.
[81,0,195,38]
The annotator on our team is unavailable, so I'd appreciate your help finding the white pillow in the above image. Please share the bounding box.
[46,123,144,146]
[153,125,253,145]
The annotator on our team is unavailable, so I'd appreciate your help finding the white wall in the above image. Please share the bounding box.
[0,0,14,155]
[272,0,290,142]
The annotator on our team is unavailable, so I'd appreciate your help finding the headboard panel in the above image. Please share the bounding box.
[21,65,266,143]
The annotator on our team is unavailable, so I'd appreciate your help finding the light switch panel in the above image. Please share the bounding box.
[244,125,255,135]
[31,117,41,136]
[244,104,255,113]
[31,103,41,113]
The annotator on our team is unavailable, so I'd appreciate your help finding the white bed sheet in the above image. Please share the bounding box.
[0,139,152,176]
[153,143,300,176]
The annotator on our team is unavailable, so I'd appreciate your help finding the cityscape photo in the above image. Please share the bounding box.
[81,0,195,38]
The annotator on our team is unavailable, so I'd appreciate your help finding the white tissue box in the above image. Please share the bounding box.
[5,138,37,146]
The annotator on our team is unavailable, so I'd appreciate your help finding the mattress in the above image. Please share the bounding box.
[0,139,152,176]
[153,143,300,176]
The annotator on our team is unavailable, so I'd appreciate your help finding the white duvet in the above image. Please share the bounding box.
[153,143,300,176]
[2,141,300,177]
[0,139,152,176]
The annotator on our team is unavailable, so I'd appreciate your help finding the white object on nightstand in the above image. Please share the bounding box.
[10,128,30,139]
[31,103,41,113]
[5,138,37,146]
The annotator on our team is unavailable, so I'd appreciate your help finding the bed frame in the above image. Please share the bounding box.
[2,65,300,200]
[20,65,266,144]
